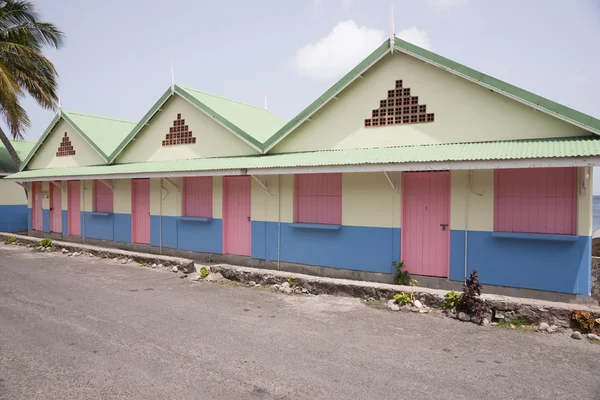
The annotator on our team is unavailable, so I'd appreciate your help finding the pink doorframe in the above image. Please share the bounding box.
[401,171,451,278]
[50,182,62,233]
[68,181,81,236]
[222,176,251,257]
[31,182,42,231]
[131,179,150,244]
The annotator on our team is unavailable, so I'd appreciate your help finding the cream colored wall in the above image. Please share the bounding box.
[0,180,28,205]
[81,180,92,212]
[60,181,68,210]
[450,170,494,232]
[251,175,283,223]
[114,179,131,214]
[28,120,106,170]
[116,95,259,164]
[577,167,593,236]
[342,172,401,228]
[41,181,49,210]
[272,53,590,153]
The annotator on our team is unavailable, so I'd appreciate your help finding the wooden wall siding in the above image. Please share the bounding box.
[94,180,114,213]
[364,79,434,127]
[294,173,342,225]
[31,182,43,231]
[222,176,251,256]
[56,132,76,156]
[162,113,196,146]
[131,179,150,244]
[494,167,577,235]
[183,177,212,217]
[67,181,81,236]
[50,182,62,233]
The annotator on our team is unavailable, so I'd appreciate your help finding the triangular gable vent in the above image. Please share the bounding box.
[364,80,434,127]
[162,113,197,146]
[56,132,76,156]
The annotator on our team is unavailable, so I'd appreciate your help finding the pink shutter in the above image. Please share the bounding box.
[295,173,342,225]
[94,180,113,213]
[495,167,576,235]
[183,177,212,217]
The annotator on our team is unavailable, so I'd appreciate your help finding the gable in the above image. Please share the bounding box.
[27,119,106,170]
[115,95,260,164]
[271,51,592,154]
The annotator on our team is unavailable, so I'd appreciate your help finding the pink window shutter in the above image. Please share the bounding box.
[94,180,113,213]
[295,173,342,225]
[495,167,576,235]
[183,177,213,218]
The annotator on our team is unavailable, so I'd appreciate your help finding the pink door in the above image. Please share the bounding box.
[223,176,251,256]
[50,182,62,233]
[31,182,42,231]
[401,171,450,277]
[132,179,150,244]
[68,181,81,236]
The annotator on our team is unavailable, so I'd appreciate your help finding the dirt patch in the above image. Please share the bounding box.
[593,238,600,257]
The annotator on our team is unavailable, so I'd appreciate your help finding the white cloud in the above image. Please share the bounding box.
[428,0,468,10]
[397,26,432,50]
[294,20,385,81]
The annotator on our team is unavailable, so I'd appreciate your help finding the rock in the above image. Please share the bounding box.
[458,312,470,322]
[158,264,163,268]
[281,282,290,289]
[72,252,79,257]
[400,305,411,312]
[61,248,69,254]
[387,299,395,306]
[248,281,256,286]
[446,311,457,319]
[587,333,600,341]
[283,287,292,295]
[548,325,558,333]
[204,272,224,282]
[301,288,309,294]
[413,300,423,308]
[504,311,517,322]
[188,273,200,281]
[36,246,42,251]
[571,331,583,340]
[171,266,179,273]
[389,304,400,311]
[271,284,279,290]
[127,259,134,264]
[538,322,550,332]
[470,315,480,324]
[151,264,157,269]
[113,257,119,263]
[410,306,419,312]
[121,259,128,264]
[419,307,430,314]
[482,318,490,326]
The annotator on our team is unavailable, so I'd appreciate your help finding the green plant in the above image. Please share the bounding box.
[40,238,52,248]
[394,293,410,306]
[457,270,489,320]
[288,275,296,288]
[7,237,17,244]
[199,266,210,280]
[393,260,411,285]
[408,278,418,303]
[572,310,599,334]
[443,290,460,311]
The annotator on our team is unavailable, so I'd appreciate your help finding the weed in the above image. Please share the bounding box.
[40,238,52,248]
[457,270,489,320]
[408,278,418,303]
[443,290,460,311]
[288,275,296,288]
[392,260,411,285]
[199,266,210,280]
[496,319,529,330]
[571,310,599,334]
[394,293,410,306]
[7,237,17,244]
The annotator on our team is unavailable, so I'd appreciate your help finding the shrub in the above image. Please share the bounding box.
[443,290,460,311]
[572,310,599,334]
[457,270,489,319]
[288,275,296,288]
[393,260,411,285]
[40,238,52,248]
[7,237,17,244]
[199,266,209,280]
[394,293,410,306]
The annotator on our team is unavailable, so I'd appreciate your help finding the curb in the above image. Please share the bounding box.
[0,233,195,273]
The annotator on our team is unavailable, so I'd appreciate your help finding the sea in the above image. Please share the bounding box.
[593,196,600,237]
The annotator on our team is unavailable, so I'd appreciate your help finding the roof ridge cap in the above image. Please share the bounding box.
[62,110,136,124]
[178,86,279,115]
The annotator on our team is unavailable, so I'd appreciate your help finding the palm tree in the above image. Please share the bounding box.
[0,0,63,169]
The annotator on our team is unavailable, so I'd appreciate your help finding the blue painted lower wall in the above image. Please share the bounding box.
[62,210,68,236]
[252,221,400,274]
[0,205,29,232]
[42,209,50,233]
[150,215,222,253]
[450,230,591,296]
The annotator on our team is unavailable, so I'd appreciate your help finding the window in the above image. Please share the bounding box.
[93,180,113,213]
[494,168,576,235]
[183,177,212,217]
[294,173,342,225]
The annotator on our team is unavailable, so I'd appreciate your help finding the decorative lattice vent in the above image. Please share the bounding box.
[162,113,196,146]
[56,132,75,156]
[364,80,434,127]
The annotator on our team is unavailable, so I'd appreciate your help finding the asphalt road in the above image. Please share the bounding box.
[0,243,599,400]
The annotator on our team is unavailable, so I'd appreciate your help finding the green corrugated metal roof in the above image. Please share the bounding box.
[261,38,600,151]
[0,140,35,173]
[7,137,600,180]
[20,110,137,170]
[61,111,137,156]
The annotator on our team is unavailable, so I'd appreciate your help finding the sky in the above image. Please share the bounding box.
[15,0,600,191]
